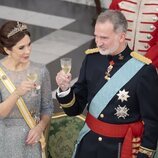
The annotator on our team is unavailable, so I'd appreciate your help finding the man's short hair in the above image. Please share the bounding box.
[96,9,128,33]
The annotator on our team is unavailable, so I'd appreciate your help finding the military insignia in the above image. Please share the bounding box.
[104,60,115,80]
[104,65,113,80]
[117,89,130,102]
[130,51,152,65]
[85,48,99,54]
[118,54,124,60]
[114,105,129,119]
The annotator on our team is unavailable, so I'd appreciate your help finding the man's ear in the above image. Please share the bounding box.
[3,47,10,55]
[119,32,126,43]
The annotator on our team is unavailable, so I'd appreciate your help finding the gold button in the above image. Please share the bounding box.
[100,114,104,118]
[98,137,102,141]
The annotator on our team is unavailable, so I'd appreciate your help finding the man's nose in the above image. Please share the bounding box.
[96,38,103,47]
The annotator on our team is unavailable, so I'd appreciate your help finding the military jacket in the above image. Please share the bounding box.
[56,46,158,158]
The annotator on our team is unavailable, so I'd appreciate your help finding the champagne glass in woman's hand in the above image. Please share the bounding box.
[27,72,38,96]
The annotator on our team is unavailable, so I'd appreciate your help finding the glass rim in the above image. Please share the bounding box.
[60,57,72,60]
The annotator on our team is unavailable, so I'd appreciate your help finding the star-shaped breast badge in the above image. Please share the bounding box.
[114,105,129,119]
[117,89,130,102]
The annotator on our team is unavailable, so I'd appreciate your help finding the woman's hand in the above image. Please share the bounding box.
[25,124,43,145]
[56,70,72,91]
[15,80,35,96]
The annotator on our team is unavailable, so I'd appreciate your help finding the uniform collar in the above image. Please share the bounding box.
[107,45,131,63]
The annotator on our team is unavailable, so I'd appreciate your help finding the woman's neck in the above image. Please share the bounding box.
[2,57,30,71]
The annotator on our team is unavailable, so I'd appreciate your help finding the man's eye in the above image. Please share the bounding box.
[101,37,108,40]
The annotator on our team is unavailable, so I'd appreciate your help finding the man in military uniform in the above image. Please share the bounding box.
[109,0,158,68]
[56,10,158,158]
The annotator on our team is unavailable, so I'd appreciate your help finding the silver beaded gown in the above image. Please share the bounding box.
[0,58,54,158]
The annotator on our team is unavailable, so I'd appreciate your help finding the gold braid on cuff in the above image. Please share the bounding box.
[60,94,76,108]
[139,146,155,157]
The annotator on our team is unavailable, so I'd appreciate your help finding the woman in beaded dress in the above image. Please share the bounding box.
[0,21,54,158]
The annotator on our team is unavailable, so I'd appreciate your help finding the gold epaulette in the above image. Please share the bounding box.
[130,51,152,65]
[85,48,99,54]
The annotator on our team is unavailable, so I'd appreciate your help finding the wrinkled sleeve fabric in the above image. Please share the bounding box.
[40,66,54,116]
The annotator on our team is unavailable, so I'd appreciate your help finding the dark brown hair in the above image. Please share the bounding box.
[0,21,30,55]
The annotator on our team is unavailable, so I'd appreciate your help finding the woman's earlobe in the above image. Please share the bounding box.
[3,47,10,55]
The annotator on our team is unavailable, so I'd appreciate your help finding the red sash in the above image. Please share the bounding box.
[86,112,144,158]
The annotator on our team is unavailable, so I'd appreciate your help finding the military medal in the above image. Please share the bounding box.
[104,60,115,80]
[114,105,129,119]
[117,89,130,102]
[118,53,124,60]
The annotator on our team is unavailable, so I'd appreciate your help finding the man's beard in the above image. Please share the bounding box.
[99,41,119,56]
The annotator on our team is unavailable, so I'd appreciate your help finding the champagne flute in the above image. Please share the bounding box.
[27,72,38,96]
[60,58,72,74]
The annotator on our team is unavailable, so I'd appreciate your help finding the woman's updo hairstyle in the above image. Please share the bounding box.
[0,21,30,55]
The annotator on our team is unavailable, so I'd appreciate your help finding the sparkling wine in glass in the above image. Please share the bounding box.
[27,72,38,96]
[27,73,38,82]
[60,58,72,74]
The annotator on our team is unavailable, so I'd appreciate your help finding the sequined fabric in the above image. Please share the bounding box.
[0,58,54,158]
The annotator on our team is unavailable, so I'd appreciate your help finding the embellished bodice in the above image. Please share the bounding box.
[0,58,53,119]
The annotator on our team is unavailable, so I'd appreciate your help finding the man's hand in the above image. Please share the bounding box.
[56,70,72,91]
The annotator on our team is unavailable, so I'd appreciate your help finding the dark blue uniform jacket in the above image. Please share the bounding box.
[56,46,158,158]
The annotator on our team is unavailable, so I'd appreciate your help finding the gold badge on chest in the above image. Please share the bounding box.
[104,60,115,80]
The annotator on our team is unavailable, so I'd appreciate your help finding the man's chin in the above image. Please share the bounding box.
[99,50,111,55]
